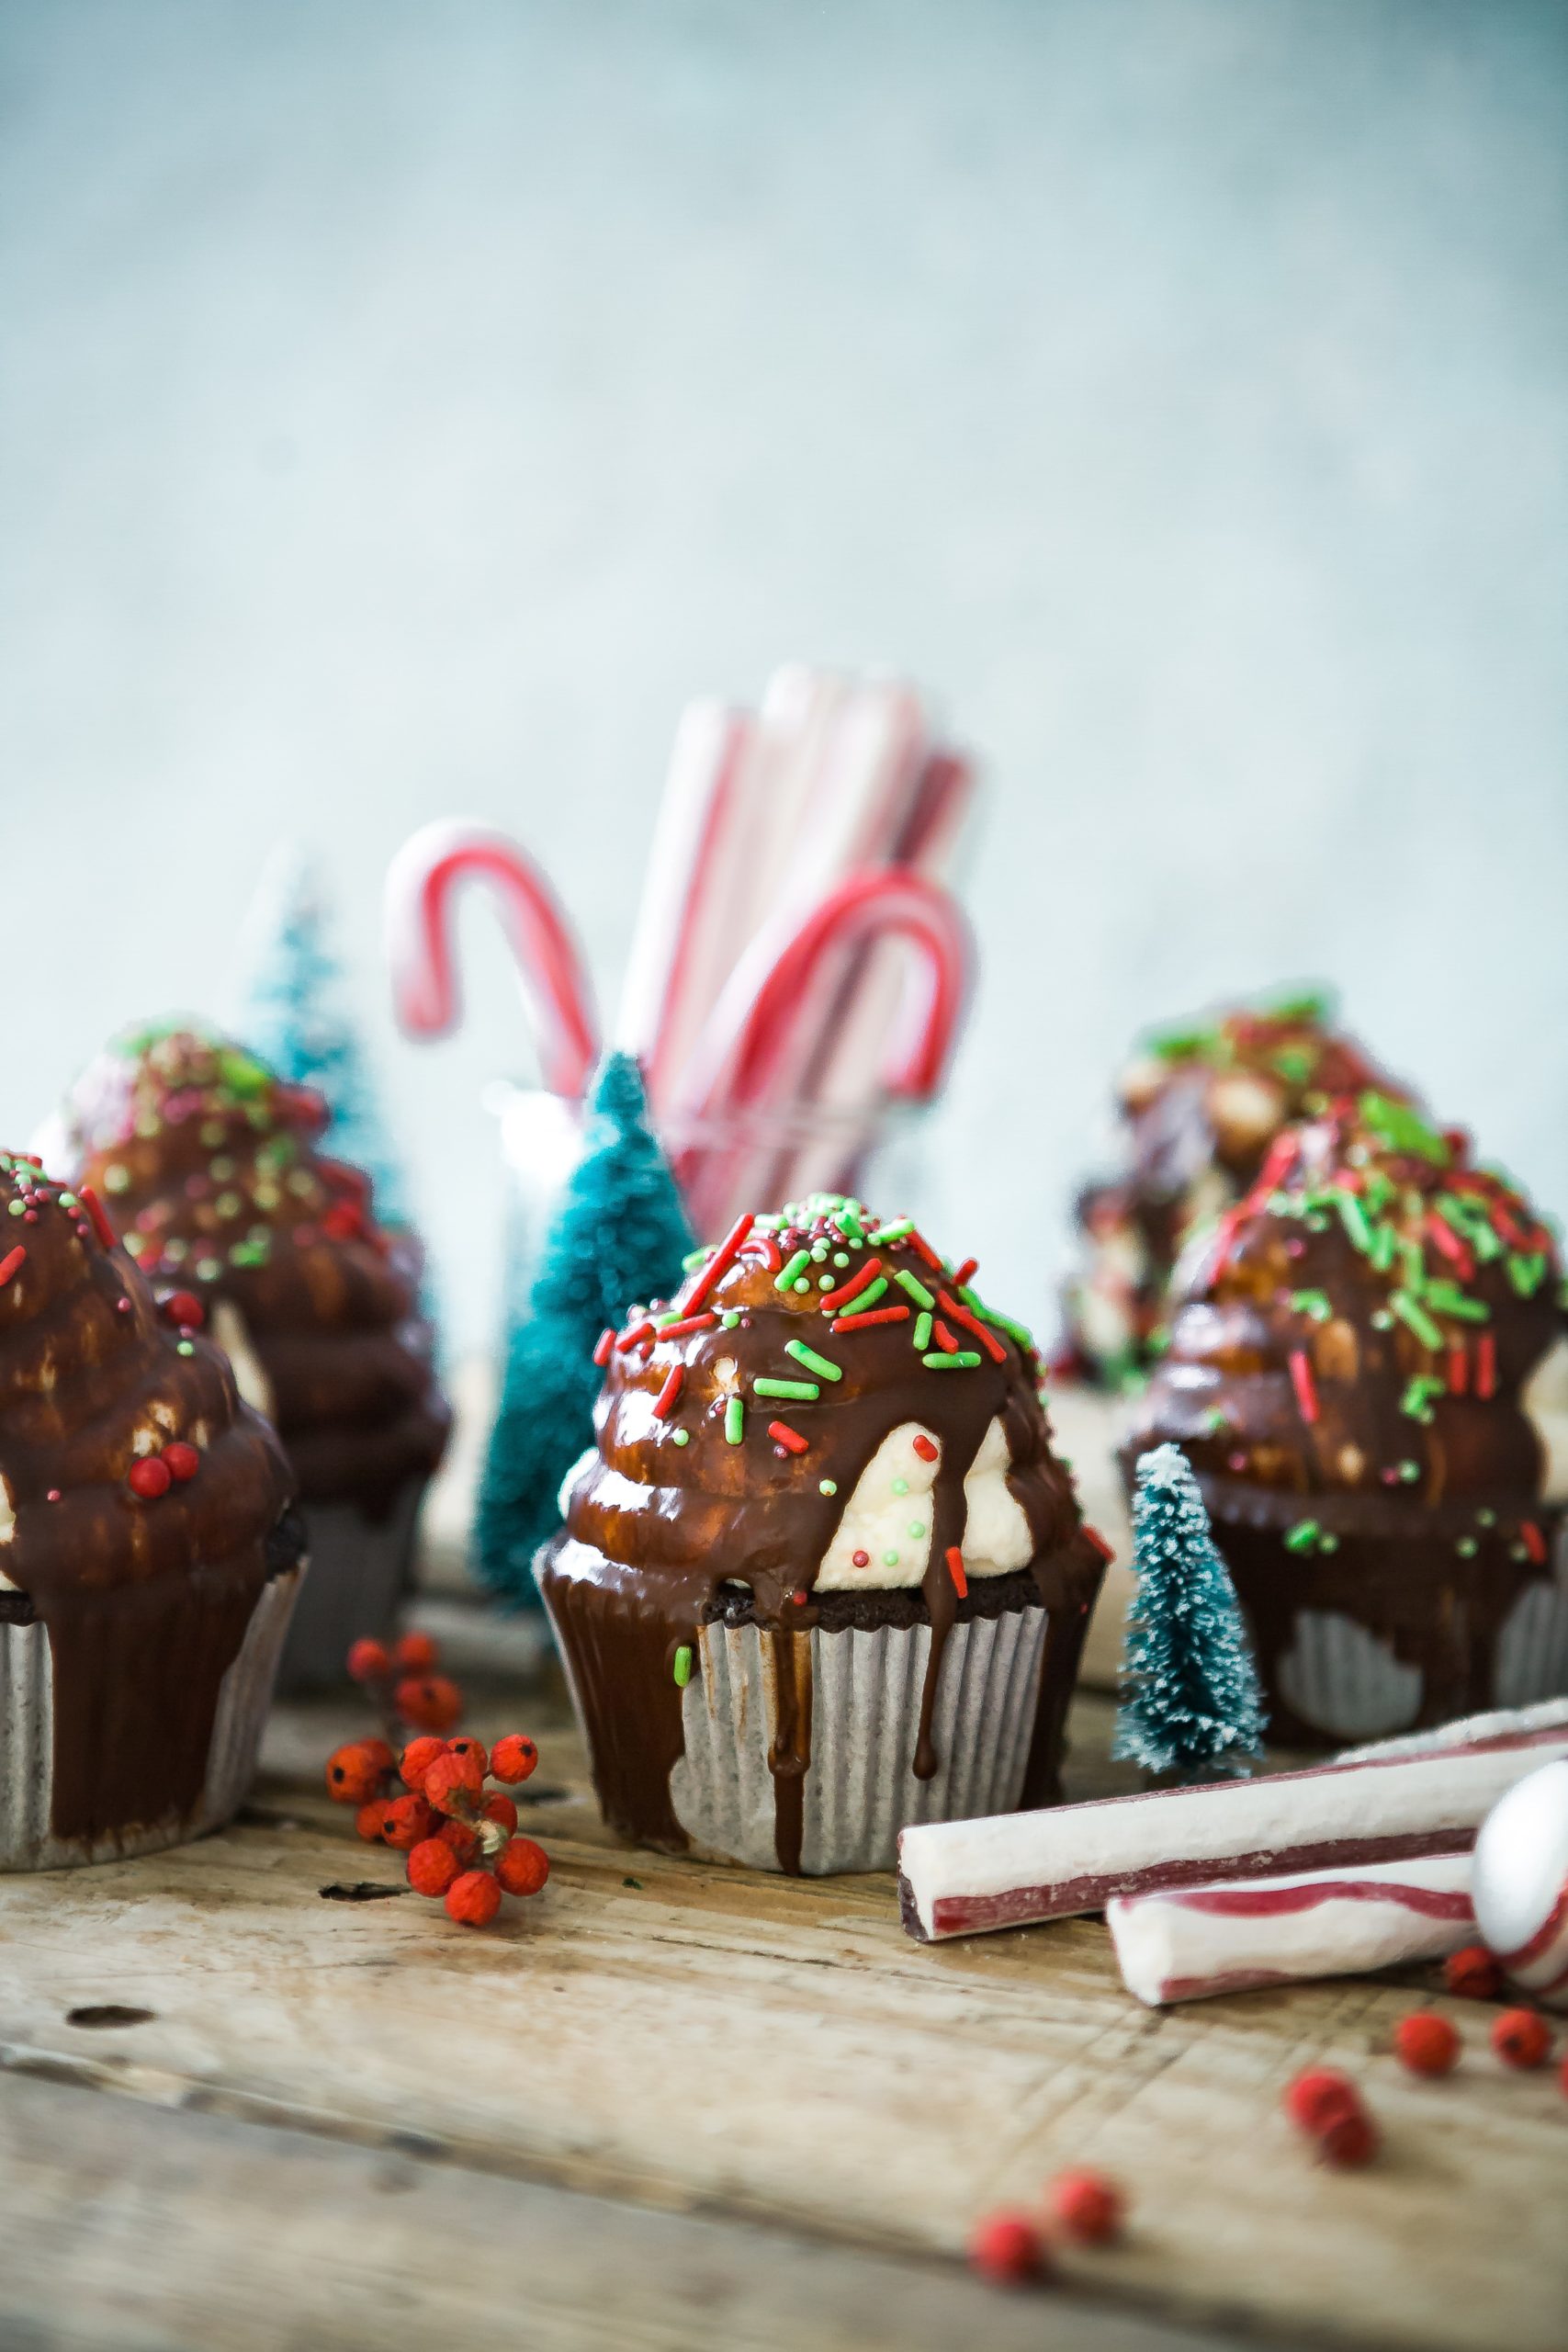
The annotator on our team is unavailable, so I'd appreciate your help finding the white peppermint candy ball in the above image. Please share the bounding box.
[1472,1759,1568,2012]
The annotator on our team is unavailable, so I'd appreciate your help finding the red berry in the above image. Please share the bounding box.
[437,1819,481,1862]
[399,1736,447,1792]
[406,1838,461,1897]
[346,1638,391,1684]
[1283,2068,1361,2136]
[1047,2168,1123,2244]
[1319,2109,1379,2167]
[162,1441,200,1483]
[446,1735,488,1776]
[128,1456,171,1500]
[325,1742,387,1805]
[1493,2008,1551,2070]
[481,1792,518,1836]
[968,2211,1047,2286]
[355,1800,392,1843]
[395,1673,463,1733]
[361,1738,395,1775]
[494,1837,549,1897]
[1393,2012,1460,2076]
[1560,2053,1568,2103]
[490,1734,538,1784]
[423,1749,484,1815]
[377,1793,437,1851]
[394,1629,438,1673]
[163,1289,205,1329]
[446,1869,502,1928]
[1444,1944,1503,2000]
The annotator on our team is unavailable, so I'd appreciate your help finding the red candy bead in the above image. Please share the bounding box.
[1047,2168,1124,2244]
[1393,2012,1460,2076]
[163,1289,205,1329]
[490,1735,538,1784]
[407,1838,461,1898]
[162,1441,199,1483]
[446,1869,502,1928]
[968,2211,1048,2286]
[1493,2008,1551,2070]
[128,1456,171,1500]
[494,1837,549,1897]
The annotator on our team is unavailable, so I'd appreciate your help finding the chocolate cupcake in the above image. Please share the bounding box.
[537,1194,1106,1874]
[1063,992,1409,1386]
[48,1024,449,1688]
[1127,1091,1568,1745]
[0,1148,302,1868]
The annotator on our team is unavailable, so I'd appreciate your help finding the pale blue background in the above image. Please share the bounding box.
[3,0,1564,1354]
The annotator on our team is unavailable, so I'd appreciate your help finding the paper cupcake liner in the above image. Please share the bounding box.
[0,1562,303,1872]
[667,1602,1050,1875]
[1206,1498,1568,1748]
[276,1480,425,1692]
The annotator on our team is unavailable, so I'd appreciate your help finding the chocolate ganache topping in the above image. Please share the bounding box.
[1064,992,1411,1385]
[48,1024,448,1516]
[0,1148,298,1843]
[1129,1091,1567,1538]
[538,1193,1104,1871]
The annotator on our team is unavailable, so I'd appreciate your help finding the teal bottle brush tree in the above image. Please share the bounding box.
[476,1052,694,1608]
[1112,1442,1268,1780]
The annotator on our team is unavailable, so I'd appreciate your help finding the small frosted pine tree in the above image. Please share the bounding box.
[232,846,412,1228]
[1112,1443,1268,1779]
[476,1052,694,1607]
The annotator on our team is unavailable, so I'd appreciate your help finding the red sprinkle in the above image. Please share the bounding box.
[945,1545,968,1600]
[681,1212,755,1316]
[906,1227,944,1272]
[163,1289,204,1329]
[1289,1349,1319,1424]
[1475,1331,1496,1399]
[1448,1343,1468,1396]
[615,1318,655,1353]
[1393,2012,1460,2076]
[79,1185,118,1252]
[0,1245,25,1287]
[912,1435,939,1463]
[651,1364,684,1420]
[161,1441,200,1482]
[768,1420,809,1455]
[1521,1521,1548,1566]
[1426,1213,1473,1278]
[127,1456,171,1500]
[592,1327,615,1366]
[937,1288,1007,1363]
[950,1257,978,1289]
[1081,1524,1114,1564]
[931,1319,961,1353]
[657,1312,718,1341]
[852,1549,870,1568]
[830,1304,909,1331]
[818,1254,885,1313]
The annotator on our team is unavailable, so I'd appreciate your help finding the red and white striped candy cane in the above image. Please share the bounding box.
[386,820,600,1099]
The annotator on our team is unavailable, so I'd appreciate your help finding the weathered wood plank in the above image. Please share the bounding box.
[0,2071,1247,2352]
[0,1678,1562,2352]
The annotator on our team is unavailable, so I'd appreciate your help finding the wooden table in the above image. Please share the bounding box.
[1,1616,1562,2352]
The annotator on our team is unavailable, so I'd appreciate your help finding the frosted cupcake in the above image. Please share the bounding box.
[537,1194,1107,1874]
[1062,993,1408,1386]
[1127,1092,1568,1744]
[0,1148,301,1868]
[48,1023,449,1687]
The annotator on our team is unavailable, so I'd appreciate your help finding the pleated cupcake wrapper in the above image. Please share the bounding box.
[668,1605,1050,1875]
[276,1480,425,1692]
[0,1562,303,1872]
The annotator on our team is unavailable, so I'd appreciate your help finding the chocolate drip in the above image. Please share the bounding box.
[0,1152,297,1845]
[52,1026,448,1516]
[538,1205,1103,1864]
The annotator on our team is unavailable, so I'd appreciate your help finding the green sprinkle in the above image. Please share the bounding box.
[1400,1375,1443,1422]
[809,1241,829,1262]
[784,1339,842,1383]
[958,1286,1034,1350]
[883,1549,900,1567]
[1456,1537,1478,1559]
[776,1249,812,1292]
[832,1252,850,1270]
[875,1217,914,1242]
[908,1521,926,1540]
[1399,1458,1421,1482]
[838,1206,864,1243]
[1392,1291,1443,1351]
[894,1268,935,1308]
[176,1340,195,1356]
[923,1351,981,1369]
[103,1164,130,1195]
[837,1276,887,1315]
[1369,1224,1397,1274]
[1290,1289,1332,1322]
[818,1273,835,1290]
[754,1377,819,1401]
[793,1278,811,1295]
[672,1645,694,1688]
[1359,1091,1450,1165]
[912,1310,932,1351]
[1284,1519,1321,1553]
[1507,1251,1547,1297]
[1475,1507,1496,1526]
[1320,1533,1339,1553]
[819,1478,837,1497]
[892,1476,909,1497]
[1334,1193,1371,1253]
[671,1428,691,1447]
[1371,1308,1393,1330]
[724,1396,744,1445]
[721,1310,740,1329]
[1424,1280,1488,1322]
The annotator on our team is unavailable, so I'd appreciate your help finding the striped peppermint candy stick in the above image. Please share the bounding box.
[897,1701,1568,1944]
[1107,1853,1474,2007]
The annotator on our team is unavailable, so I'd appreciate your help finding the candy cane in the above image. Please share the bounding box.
[386,820,600,1098]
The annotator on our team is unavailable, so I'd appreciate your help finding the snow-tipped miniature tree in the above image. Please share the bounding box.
[233,846,412,1228]
[1112,1443,1267,1779]
[476,1052,694,1607]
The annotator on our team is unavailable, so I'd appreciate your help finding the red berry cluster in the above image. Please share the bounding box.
[346,1628,464,1736]
[968,2169,1126,2285]
[325,1630,547,1929]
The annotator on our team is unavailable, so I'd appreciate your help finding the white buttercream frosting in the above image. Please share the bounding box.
[1522,1334,1568,1504]
[814,1415,1031,1591]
